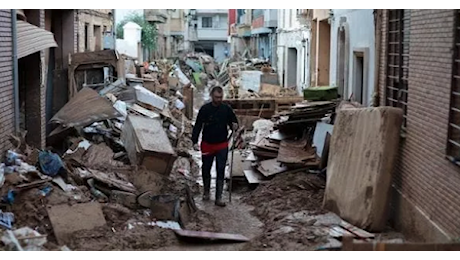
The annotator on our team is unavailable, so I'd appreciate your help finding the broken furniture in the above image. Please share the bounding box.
[68,50,125,99]
[50,88,120,130]
[122,115,176,175]
[224,97,303,119]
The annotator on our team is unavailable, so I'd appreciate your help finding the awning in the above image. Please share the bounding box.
[251,27,273,35]
[17,20,58,59]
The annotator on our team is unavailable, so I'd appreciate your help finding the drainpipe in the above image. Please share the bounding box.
[11,9,19,134]
[112,9,116,50]
[301,39,306,90]
[373,9,381,107]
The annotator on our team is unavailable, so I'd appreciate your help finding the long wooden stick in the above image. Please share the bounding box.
[229,132,235,203]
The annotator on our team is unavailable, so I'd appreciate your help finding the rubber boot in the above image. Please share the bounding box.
[215,180,226,207]
[203,176,211,201]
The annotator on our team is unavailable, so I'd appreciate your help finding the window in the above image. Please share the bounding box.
[385,9,410,130]
[202,17,212,28]
[84,23,89,51]
[447,10,460,163]
[94,25,102,51]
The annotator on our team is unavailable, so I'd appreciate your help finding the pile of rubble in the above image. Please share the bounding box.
[236,95,411,250]
[241,100,340,185]
[0,51,241,251]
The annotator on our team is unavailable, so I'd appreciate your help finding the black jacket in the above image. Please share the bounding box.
[192,102,238,144]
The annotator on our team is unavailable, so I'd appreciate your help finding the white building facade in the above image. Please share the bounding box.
[329,9,375,105]
[116,21,142,61]
[277,9,310,93]
[185,9,230,63]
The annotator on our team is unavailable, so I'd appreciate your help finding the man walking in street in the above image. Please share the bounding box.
[192,86,238,207]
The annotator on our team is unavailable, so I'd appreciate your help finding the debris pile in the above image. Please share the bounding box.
[0,51,239,251]
[241,100,338,185]
[238,96,408,250]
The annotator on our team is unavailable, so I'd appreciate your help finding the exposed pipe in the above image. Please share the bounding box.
[301,40,306,90]
[112,9,116,50]
[373,9,381,107]
[11,9,19,134]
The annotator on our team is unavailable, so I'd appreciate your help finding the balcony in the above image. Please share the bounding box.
[237,24,251,37]
[263,9,278,28]
[196,9,228,15]
[197,28,227,41]
[144,9,168,23]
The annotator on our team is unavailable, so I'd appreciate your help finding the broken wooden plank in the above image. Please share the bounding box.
[244,151,257,162]
[15,179,50,191]
[277,139,316,164]
[328,226,355,239]
[128,104,160,119]
[50,88,119,128]
[252,148,278,159]
[89,169,137,194]
[244,169,269,184]
[257,159,288,177]
[251,138,279,152]
[340,220,375,239]
[47,202,106,244]
[174,229,249,243]
[268,130,294,142]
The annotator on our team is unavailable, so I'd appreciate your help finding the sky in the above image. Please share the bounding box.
[115,9,143,25]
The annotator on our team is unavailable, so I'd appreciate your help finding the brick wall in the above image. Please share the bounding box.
[378,9,460,241]
[76,10,113,52]
[0,10,14,155]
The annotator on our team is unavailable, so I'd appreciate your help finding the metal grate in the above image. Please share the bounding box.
[447,10,460,163]
[385,9,410,130]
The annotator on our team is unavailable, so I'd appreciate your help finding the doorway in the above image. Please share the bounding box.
[45,10,75,135]
[352,49,369,105]
[287,48,298,88]
[317,20,331,86]
[94,25,102,51]
[354,54,364,103]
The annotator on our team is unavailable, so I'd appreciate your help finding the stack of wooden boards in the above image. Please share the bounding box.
[241,101,341,184]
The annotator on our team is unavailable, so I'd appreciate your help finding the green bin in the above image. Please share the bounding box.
[303,86,338,101]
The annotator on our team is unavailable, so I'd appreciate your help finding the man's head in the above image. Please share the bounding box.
[210,86,224,106]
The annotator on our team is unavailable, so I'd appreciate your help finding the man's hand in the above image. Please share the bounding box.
[193,144,200,151]
[232,123,238,131]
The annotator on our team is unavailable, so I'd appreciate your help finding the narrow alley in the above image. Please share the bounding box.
[1,8,460,252]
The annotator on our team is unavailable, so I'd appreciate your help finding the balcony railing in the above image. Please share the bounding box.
[196,9,228,14]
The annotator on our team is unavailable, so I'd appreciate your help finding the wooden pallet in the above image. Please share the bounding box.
[224,97,303,119]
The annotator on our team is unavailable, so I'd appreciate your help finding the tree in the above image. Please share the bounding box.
[116,12,158,52]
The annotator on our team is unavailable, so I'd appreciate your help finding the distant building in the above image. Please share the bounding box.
[309,9,331,88]
[329,9,376,105]
[76,9,115,52]
[116,21,142,60]
[185,9,230,63]
[251,9,278,64]
[228,9,255,60]
[277,9,310,92]
[145,9,186,59]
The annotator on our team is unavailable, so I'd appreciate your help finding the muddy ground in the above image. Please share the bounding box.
[241,172,329,250]
[1,156,403,251]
